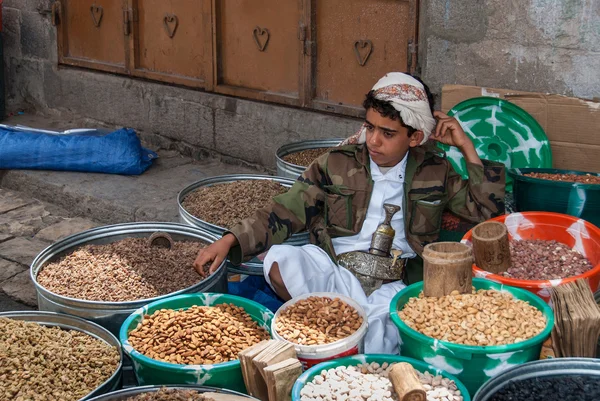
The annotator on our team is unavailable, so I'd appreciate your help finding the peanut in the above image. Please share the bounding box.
[128,303,270,365]
[275,296,363,346]
[398,288,547,346]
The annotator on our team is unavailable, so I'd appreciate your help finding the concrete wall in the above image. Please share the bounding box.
[2,0,599,169]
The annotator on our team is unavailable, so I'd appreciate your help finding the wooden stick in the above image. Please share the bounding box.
[389,363,426,401]
[423,242,473,297]
[471,221,511,274]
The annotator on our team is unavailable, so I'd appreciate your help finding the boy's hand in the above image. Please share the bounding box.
[193,233,238,274]
[431,111,472,150]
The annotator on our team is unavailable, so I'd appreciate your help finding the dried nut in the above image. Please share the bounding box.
[275,296,363,346]
[282,147,332,167]
[504,239,593,281]
[0,317,120,401]
[38,237,209,302]
[182,180,287,229]
[524,172,600,185]
[398,288,547,346]
[128,303,270,365]
[300,362,464,401]
[124,388,210,401]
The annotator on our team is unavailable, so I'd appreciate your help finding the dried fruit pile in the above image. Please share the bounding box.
[128,303,270,365]
[0,317,120,401]
[399,289,546,346]
[489,375,600,401]
[524,172,600,185]
[300,362,464,401]
[505,239,594,280]
[182,180,287,229]
[282,148,332,167]
[275,296,363,346]
[125,388,211,401]
[38,238,207,302]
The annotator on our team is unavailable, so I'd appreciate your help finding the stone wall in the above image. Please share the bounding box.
[2,0,599,169]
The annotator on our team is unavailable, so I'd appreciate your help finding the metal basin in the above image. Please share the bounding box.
[178,174,310,275]
[474,358,600,401]
[0,311,123,400]
[276,138,343,179]
[87,385,258,400]
[31,222,227,337]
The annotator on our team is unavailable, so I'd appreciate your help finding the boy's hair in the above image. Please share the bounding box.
[363,75,435,135]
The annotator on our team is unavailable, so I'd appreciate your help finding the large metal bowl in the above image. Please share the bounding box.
[31,222,227,337]
[275,138,343,179]
[87,385,258,400]
[178,174,310,275]
[0,311,123,400]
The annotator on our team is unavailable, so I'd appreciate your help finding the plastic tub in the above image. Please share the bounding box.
[473,358,600,401]
[389,278,554,396]
[292,354,471,401]
[461,212,600,302]
[271,292,368,370]
[120,293,274,393]
[508,168,600,227]
[87,385,259,401]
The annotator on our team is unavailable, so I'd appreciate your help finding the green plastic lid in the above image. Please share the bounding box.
[438,97,552,192]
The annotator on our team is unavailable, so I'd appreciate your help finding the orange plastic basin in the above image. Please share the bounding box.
[461,212,600,302]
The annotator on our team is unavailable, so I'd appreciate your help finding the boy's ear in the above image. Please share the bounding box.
[409,131,424,147]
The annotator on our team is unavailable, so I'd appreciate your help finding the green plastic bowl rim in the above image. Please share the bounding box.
[291,354,471,401]
[119,293,274,372]
[508,167,600,190]
[389,278,555,355]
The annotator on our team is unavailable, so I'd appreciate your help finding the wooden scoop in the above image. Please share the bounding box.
[389,363,427,401]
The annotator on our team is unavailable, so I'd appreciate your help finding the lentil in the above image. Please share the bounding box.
[489,375,600,401]
[38,238,208,302]
[505,239,593,280]
[300,362,464,401]
[0,317,120,401]
[524,172,600,185]
[282,148,332,167]
[182,180,287,229]
[124,388,209,401]
[399,289,546,346]
[275,296,363,346]
[128,303,270,365]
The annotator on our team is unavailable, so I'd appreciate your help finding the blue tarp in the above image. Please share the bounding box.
[0,127,157,175]
[228,275,284,313]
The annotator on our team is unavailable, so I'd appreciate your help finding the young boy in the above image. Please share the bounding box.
[194,72,505,354]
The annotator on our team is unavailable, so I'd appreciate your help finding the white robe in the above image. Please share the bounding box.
[263,156,413,354]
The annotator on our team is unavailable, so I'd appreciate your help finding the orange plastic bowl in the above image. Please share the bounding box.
[461,212,600,302]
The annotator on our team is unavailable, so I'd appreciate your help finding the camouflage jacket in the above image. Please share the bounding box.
[227,144,505,265]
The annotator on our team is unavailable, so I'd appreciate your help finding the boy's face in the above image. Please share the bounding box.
[364,108,424,167]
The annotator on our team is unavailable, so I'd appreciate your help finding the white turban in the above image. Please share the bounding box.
[341,72,436,146]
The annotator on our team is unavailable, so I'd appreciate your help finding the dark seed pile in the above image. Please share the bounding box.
[489,375,600,401]
[524,172,600,185]
[503,239,594,280]
[124,388,212,401]
[182,180,287,229]
[282,148,332,167]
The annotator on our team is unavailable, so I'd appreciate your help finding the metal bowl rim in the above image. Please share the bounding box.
[86,384,258,401]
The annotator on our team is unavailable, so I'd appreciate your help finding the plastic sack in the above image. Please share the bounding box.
[0,127,157,175]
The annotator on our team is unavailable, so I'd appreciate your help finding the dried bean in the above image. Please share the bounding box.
[398,288,547,346]
[182,180,287,229]
[124,388,210,401]
[38,238,208,302]
[128,303,270,365]
[275,296,363,345]
[524,172,600,185]
[504,239,593,280]
[300,362,464,401]
[0,317,120,401]
[282,148,332,167]
[489,375,600,401]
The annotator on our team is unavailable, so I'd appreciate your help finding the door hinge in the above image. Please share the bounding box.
[123,8,138,36]
[298,21,315,56]
[407,39,418,72]
[51,1,62,26]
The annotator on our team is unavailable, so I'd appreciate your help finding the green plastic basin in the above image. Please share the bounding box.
[120,293,274,393]
[389,278,554,396]
[508,168,600,228]
[292,354,471,401]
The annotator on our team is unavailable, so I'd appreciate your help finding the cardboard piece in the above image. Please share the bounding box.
[441,84,600,172]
